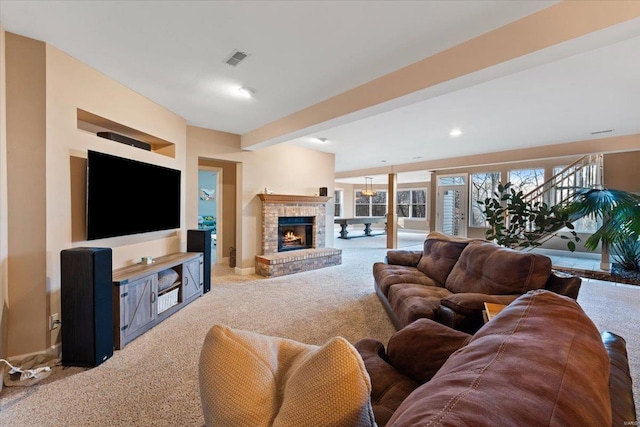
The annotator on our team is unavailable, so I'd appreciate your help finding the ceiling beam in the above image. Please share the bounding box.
[241,1,640,152]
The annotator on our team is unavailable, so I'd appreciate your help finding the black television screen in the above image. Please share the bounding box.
[87,150,181,240]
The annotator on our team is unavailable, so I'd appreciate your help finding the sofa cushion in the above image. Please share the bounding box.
[373,262,439,297]
[354,338,420,427]
[386,318,471,384]
[199,324,375,427]
[387,290,612,427]
[387,284,453,327]
[416,234,470,285]
[386,250,422,267]
[445,240,551,295]
[440,292,521,316]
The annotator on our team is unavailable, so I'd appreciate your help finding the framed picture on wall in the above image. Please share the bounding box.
[200,188,215,201]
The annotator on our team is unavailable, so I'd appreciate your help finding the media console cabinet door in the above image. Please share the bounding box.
[119,274,157,347]
[182,258,202,301]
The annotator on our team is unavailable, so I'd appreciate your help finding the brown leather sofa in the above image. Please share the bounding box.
[373,231,582,333]
[355,290,637,427]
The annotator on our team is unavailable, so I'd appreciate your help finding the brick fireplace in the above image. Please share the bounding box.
[255,194,342,277]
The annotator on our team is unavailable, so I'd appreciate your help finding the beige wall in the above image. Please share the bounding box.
[604,152,640,193]
[4,33,187,357]
[335,183,354,218]
[186,125,336,272]
[0,23,8,378]
[6,33,48,357]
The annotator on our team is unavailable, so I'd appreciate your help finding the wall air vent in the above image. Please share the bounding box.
[591,129,614,135]
[224,49,248,67]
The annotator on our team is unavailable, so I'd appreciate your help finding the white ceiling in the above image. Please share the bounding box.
[2,1,639,180]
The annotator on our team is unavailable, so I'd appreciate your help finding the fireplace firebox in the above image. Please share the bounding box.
[278,216,313,252]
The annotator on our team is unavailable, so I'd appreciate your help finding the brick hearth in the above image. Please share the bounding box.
[256,194,342,277]
[255,248,342,277]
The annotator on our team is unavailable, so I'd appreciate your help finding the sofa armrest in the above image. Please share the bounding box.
[601,331,637,426]
[385,250,422,267]
[354,338,420,427]
[386,318,470,384]
[545,270,582,299]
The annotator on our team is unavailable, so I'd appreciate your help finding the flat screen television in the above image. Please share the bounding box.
[87,150,181,240]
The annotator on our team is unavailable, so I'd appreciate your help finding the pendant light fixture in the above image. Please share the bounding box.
[362,177,377,197]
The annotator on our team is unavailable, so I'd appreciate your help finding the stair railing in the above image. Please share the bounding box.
[522,153,603,209]
[518,153,609,267]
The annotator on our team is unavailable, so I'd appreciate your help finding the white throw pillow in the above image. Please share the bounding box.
[199,324,375,427]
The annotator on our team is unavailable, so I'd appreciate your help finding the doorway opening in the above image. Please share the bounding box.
[198,167,222,263]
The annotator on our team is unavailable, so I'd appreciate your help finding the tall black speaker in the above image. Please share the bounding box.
[61,247,113,367]
[187,229,211,293]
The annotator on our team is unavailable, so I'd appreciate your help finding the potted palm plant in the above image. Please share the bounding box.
[564,187,640,272]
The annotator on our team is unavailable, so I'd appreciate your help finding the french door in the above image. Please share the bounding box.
[436,175,468,237]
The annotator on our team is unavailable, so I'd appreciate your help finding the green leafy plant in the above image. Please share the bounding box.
[564,187,640,270]
[478,182,580,251]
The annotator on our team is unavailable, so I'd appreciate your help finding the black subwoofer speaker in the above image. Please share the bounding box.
[187,229,211,293]
[61,247,113,367]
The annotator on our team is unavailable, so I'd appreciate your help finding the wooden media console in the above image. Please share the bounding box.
[112,252,203,349]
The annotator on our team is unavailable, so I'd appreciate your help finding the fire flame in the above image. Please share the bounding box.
[283,231,302,244]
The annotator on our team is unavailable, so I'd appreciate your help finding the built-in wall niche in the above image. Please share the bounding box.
[76,108,176,158]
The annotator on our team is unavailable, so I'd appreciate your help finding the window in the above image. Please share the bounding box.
[470,172,501,227]
[397,189,427,218]
[438,175,465,186]
[355,190,387,217]
[553,166,600,233]
[508,168,544,195]
[553,165,573,205]
[334,189,343,217]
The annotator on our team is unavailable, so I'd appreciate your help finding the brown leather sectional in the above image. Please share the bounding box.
[355,290,636,426]
[373,231,582,333]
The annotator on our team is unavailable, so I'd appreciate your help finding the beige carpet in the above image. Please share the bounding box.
[1,232,638,426]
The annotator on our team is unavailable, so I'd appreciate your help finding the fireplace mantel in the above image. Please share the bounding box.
[258,194,331,204]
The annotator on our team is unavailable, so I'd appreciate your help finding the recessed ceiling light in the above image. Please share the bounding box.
[238,86,255,98]
[412,156,422,160]
[449,128,462,137]
[381,160,387,163]
[316,137,328,144]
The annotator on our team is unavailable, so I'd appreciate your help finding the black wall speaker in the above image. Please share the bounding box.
[319,187,328,196]
[187,229,211,293]
[96,132,151,151]
[60,247,113,367]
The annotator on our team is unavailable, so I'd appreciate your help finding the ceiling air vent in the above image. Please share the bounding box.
[224,49,248,67]
[591,129,614,135]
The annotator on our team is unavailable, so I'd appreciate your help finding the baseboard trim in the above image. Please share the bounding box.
[8,343,61,363]
[235,266,255,275]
